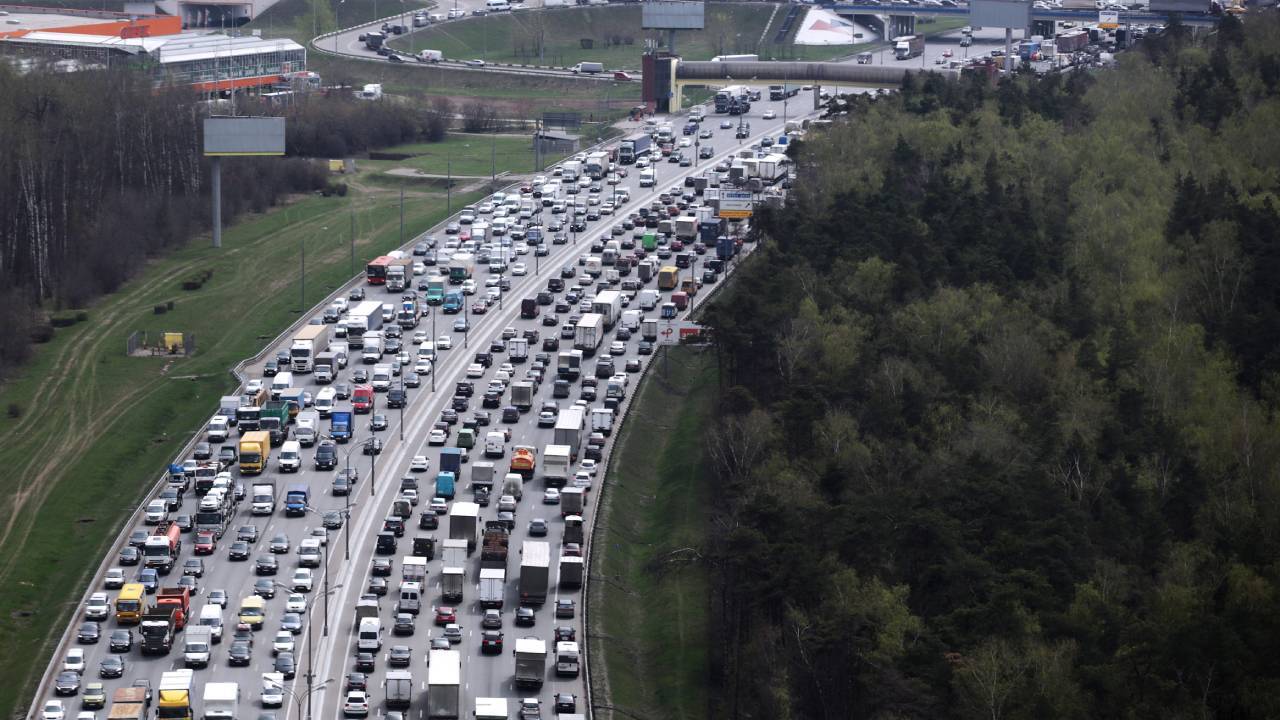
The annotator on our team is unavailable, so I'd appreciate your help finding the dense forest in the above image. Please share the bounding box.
[701,15,1280,719]
[0,65,449,377]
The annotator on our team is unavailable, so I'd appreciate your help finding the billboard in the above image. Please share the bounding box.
[1098,10,1120,26]
[969,0,1032,29]
[718,189,753,219]
[203,117,286,157]
[656,320,703,346]
[642,1,706,30]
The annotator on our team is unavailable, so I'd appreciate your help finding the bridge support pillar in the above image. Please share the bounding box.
[814,85,821,111]
[887,14,915,40]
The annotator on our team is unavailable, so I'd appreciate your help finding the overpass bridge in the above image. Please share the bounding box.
[656,58,941,110]
[830,3,1219,38]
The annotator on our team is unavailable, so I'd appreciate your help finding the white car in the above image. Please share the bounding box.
[609,341,626,356]
[63,648,86,674]
[245,379,264,394]
[104,568,126,589]
[415,360,433,376]
[42,701,66,720]
[343,690,370,717]
[413,331,429,345]
[286,593,307,613]
[461,279,478,295]
[411,455,431,472]
[511,263,527,276]
[292,569,314,593]
[413,262,426,276]
[572,471,593,490]
[428,428,448,446]
[501,326,518,340]
[543,488,561,504]
[436,335,452,350]
[763,109,777,119]
[273,630,295,656]
[580,459,599,476]
[144,499,167,524]
[466,364,485,378]
[679,137,692,147]
[85,593,110,620]
[636,156,651,168]
[485,275,502,288]
[429,497,449,514]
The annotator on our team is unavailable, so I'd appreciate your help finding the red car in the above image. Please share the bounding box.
[612,71,632,81]
[193,531,217,555]
[434,606,457,625]
[472,301,488,315]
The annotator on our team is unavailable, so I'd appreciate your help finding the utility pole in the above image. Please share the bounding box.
[399,185,405,247]
[350,206,355,277]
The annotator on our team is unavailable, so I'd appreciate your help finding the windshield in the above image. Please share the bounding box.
[116,599,140,612]
[240,452,262,464]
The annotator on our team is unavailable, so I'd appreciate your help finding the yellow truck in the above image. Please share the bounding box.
[238,431,271,475]
[657,265,680,291]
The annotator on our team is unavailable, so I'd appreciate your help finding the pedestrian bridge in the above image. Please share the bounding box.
[667,59,941,109]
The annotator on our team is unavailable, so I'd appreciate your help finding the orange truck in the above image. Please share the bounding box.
[155,586,191,630]
[510,446,537,480]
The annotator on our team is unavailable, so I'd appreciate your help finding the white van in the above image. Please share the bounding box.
[270,372,293,399]
[485,0,510,10]
[358,617,383,651]
[639,289,660,310]
[207,415,229,443]
[639,168,655,187]
[198,604,224,643]
[397,581,422,615]
[314,387,337,417]
[372,364,393,391]
[278,441,301,473]
[417,49,443,63]
[484,431,506,458]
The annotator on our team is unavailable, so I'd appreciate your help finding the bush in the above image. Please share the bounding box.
[154,304,167,315]
[75,311,88,322]
[166,300,174,310]
[7,403,20,418]
[182,280,201,291]
[29,325,54,343]
[50,315,77,328]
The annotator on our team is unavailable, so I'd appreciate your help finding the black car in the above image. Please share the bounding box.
[419,512,439,530]
[355,652,376,672]
[254,579,276,599]
[543,337,560,351]
[489,339,505,354]
[482,391,503,409]
[375,532,397,554]
[502,406,520,423]
[388,645,413,667]
[387,388,408,408]
[333,475,352,496]
[554,694,577,714]
[345,672,368,692]
[78,621,101,644]
[638,341,654,355]
[237,525,259,543]
[275,652,297,679]
[128,530,149,549]
[255,555,279,576]
[263,360,279,377]
[315,441,337,470]
[515,606,536,627]
[109,629,133,652]
[350,287,366,301]
[228,640,253,666]
[193,441,212,460]
[451,396,469,412]
[229,541,251,561]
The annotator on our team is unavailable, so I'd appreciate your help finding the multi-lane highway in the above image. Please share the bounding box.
[32,91,809,720]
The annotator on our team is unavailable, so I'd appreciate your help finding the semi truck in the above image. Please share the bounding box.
[481,521,510,562]
[290,324,329,373]
[386,670,413,710]
[542,445,572,486]
[479,567,506,608]
[618,133,652,164]
[590,291,622,329]
[448,501,480,553]
[238,431,271,475]
[514,638,548,689]
[519,541,551,605]
[427,650,461,718]
[200,681,238,720]
[554,408,585,461]
[768,83,802,100]
[140,607,177,654]
[158,671,194,720]
[574,313,605,356]
[894,34,925,60]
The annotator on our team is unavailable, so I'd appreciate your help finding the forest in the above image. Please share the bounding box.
[0,66,449,377]
[700,14,1280,719]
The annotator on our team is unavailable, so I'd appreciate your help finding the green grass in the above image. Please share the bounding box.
[589,346,715,720]
[365,132,567,177]
[396,4,776,70]
[0,183,483,720]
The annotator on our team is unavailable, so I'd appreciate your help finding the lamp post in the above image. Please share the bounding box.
[264,664,331,720]
[429,308,437,393]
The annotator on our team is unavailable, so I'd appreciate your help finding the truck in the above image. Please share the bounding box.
[560,159,582,182]
[510,381,535,411]
[657,265,680,291]
[157,671,194,720]
[183,626,214,667]
[584,151,609,179]
[474,699,510,720]
[250,482,276,515]
[555,640,581,677]
[502,473,523,502]
[290,324,330,373]
[348,300,384,337]
[481,521,510,562]
[435,471,456,500]
[471,461,495,498]
[590,291,623,329]
[591,407,615,436]
[514,637,548,688]
[510,446,536,480]
[260,401,290,447]
[144,521,182,574]
[557,350,583,379]
[745,153,790,184]
[561,487,584,517]
[479,567,506,608]
[542,445,572,486]
[313,352,337,384]
[1055,29,1089,53]
[442,291,464,314]
[427,649,462,718]
[198,682,237,720]
[618,133,652,165]
[235,402,261,433]
[448,253,475,284]
[441,565,465,603]
[674,215,699,241]
[238,431,270,475]
[386,670,414,710]
[894,34,925,60]
[398,299,421,329]
[425,276,447,306]
[330,410,353,443]
[361,331,384,364]
[156,586,190,629]
[448,501,480,553]
[518,541,551,605]
[219,395,241,424]
[554,408,585,461]
[195,489,233,538]
[768,83,802,100]
[284,483,309,516]
[559,556,585,588]
[1150,0,1215,10]
[140,607,177,654]
[641,318,658,341]
[606,376,627,401]
[295,409,320,447]
[441,447,464,475]
[386,257,413,292]
[574,313,605,355]
[571,61,604,74]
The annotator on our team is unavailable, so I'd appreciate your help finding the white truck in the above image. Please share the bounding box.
[507,337,529,363]
[574,313,605,355]
[559,555,585,588]
[219,396,240,424]
[183,625,213,668]
[560,159,582,182]
[511,381,535,410]
[894,34,925,60]
[514,637,548,689]
[479,567,506,608]
[474,698,510,720]
[290,324,330,373]
[201,681,239,720]
[386,670,414,710]
[554,408,585,461]
[543,445,572,486]
[448,502,480,553]
[418,48,444,62]
[591,407,614,436]
[591,290,622,329]
[361,332,384,364]
[620,309,641,332]
[427,649,461,718]
[519,541,551,605]
[572,61,604,74]
[442,538,468,602]
[295,410,320,447]
[251,482,276,515]
[584,150,609,179]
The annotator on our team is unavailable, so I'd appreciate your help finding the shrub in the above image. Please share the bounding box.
[75,311,88,322]
[154,304,167,315]
[7,403,20,418]
[29,325,54,343]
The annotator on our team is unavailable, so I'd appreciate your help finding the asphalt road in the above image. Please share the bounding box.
[33,93,808,720]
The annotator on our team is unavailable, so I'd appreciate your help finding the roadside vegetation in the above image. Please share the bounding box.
[591,347,714,720]
[694,14,1280,718]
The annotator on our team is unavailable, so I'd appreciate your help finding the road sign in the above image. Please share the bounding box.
[1098,10,1120,27]
[719,189,753,220]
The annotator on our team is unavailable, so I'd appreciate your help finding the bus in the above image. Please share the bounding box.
[366,255,393,285]
[116,583,146,624]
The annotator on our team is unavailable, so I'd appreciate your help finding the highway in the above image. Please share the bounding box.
[32,91,809,720]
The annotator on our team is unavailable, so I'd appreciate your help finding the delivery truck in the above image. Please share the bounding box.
[448,501,480,553]
[553,408,585,461]
[514,638,548,689]
[427,650,461,717]
[894,34,925,60]
[200,682,239,720]
[519,541,551,605]
[386,670,414,710]
[559,555,584,588]
[574,313,605,356]
[479,567,506,608]
[542,444,572,486]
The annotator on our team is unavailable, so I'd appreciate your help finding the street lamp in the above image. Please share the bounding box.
[263,666,332,720]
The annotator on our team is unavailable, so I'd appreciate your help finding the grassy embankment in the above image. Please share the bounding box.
[362,132,573,186]
[0,179,487,719]
[590,347,716,720]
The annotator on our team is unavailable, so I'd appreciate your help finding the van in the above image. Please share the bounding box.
[270,372,293,400]
[372,365,393,391]
[358,617,383,651]
[417,49,443,63]
[278,441,301,473]
[183,626,213,668]
[315,387,336,417]
[198,604,224,643]
[572,62,603,74]
[484,431,506,458]
[502,473,523,501]
[207,415,230,443]
[429,12,444,22]
[638,289,659,310]
[239,595,266,629]
[639,169,655,188]
[485,0,510,10]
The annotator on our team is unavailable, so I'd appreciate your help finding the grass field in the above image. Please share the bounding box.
[397,4,776,70]
[365,132,568,177]
[589,346,715,720]
[0,180,482,720]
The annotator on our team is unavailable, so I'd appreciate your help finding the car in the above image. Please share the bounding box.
[368,576,388,596]
[270,533,290,553]
[515,606,536,627]
[228,640,253,666]
[388,645,413,667]
[117,546,140,566]
[42,701,66,720]
[555,598,576,618]
[281,612,304,635]
[207,589,228,608]
[442,623,463,643]
[322,511,345,530]
[543,488,561,504]
[343,690,370,718]
[254,579,276,599]
[98,656,125,679]
[292,569,314,592]
[137,567,160,593]
[393,613,416,636]
[77,621,101,645]
[355,652,377,672]
[638,341,654,355]
[511,263,528,276]
[465,58,486,66]
[345,672,368,693]
[435,606,457,625]
[101,568,126,590]
[82,682,107,709]
[334,383,352,400]
[275,652,297,680]
[272,631,295,656]
[609,341,626,356]
[256,555,279,575]
[563,542,583,557]
[452,318,469,332]
[762,108,777,120]
[55,670,81,695]
[554,694,577,714]
[480,630,504,654]
[364,437,384,455]
[183,558,205,577]
[370,413,388,431]
[108,629,133,653]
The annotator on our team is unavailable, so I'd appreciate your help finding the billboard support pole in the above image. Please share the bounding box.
[211,157,222,248]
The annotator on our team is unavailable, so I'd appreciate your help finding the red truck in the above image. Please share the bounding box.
[353,384,375,414]
[154,587,190,630]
